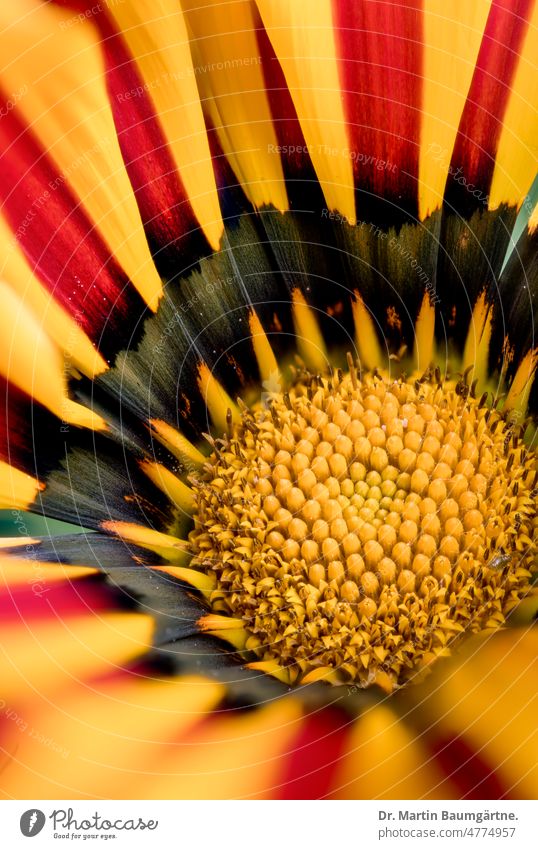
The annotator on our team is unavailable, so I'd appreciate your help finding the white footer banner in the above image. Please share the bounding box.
[1,800,537,848]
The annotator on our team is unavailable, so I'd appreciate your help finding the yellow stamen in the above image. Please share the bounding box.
[249,310,280,384]
[352,292,385,372]
[198,614,245,631]
[504,349,537,418]
[246,660,293,686]
[413,293,436,372]
[152,566,216,598]
[149,419,205,468]
[101,521,188,563]
[301,666,342,685]
[207,629,249,651]
[291,289,328,373]
[197,362,240,434]
[139,460,195,514]
[462,291,493,391]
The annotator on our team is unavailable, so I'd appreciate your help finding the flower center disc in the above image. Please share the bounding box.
[190,367,536,690]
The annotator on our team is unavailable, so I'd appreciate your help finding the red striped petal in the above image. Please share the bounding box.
[256,22,320,195]
[278,709,350,799]
[333,0,422,223]
[428,735,508,800]
[0,98,146,360]
[446,0,533,216]
[0,376,37,473]
[97,15,214,277]
[0,575,113,625]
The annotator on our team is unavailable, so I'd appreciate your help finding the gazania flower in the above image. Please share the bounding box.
[0,0,537,800]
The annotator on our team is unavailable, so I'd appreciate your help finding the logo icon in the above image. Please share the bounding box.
[20,810,46,837]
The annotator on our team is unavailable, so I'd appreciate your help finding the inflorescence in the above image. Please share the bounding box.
[190,363,537,690]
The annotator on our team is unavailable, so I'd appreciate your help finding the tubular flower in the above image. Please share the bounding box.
[0,0,537,799]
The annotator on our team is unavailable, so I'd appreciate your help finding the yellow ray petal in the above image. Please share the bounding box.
[101,521,189,563]
[0,537,39,550]
[300,666,342,685]
[462,290,493,391]
[0,462,43,511]
[0,675,223,799]
[333,704,456,799]
[256,0,355,223]
[198,613,245,631]
[413,293,436,372]
[352,291,385,372]
[184,0,288,212]
[0,283,106,430]
[420,630,538,799]
[291,289,328,373]
[107,0,223,250]
[149,419,206,468]
[150,699,302,800]
[248,310,280,383]
[0,214,107,378]
[246,659,293,685]
[0,554,97,587]
[0,0,162,311]
[197,362,240,433]
[489,6,538,211]
[0,613,154,704]
[153,565,216,598]
[419,1,491,220]
[207,628,248,650]
[139,459,195,515]
[504,348,537,417]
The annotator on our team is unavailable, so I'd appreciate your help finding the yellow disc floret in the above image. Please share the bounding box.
[189,367,537,690]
